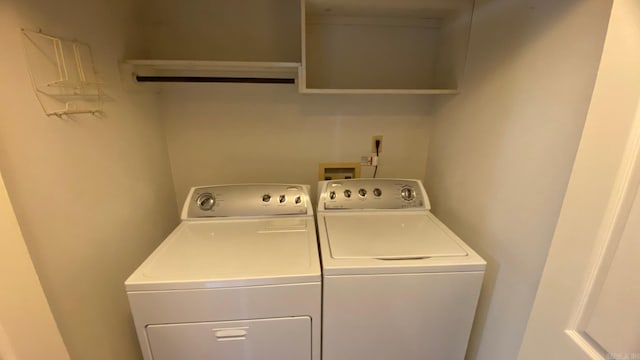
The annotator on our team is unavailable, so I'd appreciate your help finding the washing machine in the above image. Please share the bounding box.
[126,184,321,360]
[317,179,486,360]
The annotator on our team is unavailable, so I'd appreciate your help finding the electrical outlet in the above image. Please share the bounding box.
[371,135,383,154]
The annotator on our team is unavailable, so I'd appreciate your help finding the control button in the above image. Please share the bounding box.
[262,194,271,203]
[344,189,352,198]
[294,195,302,204]
[373,188,382,197]
[400,187,415,201]
[358,188,367,198]
[329,191,336,200]
[196,193,215,211]
[278,195,286,204]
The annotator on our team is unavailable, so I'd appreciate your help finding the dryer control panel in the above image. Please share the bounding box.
[319,179,431,210]
[182,184,311,219]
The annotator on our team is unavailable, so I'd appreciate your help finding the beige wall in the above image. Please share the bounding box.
[138,0,434,204]
[160,84,432,206]
[0,1,178,360]
[424,1,611,359]
[135,0,301,63]
[0,170,69,360]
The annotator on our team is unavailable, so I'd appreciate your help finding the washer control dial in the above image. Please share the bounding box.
[329,191,337,200]
[344,189,352,198]
[400,187,416,201]
[262,194,271,203]
[278,194,286,203]
[358,188,367,198]
[196,193,216,211]
[294,195,302,204]
[373,188,382,197]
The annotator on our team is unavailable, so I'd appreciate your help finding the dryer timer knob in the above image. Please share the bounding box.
[196,193,216,210]
[400,187,415,201]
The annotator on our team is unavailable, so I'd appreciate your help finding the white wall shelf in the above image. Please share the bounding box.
[122,60,301,84]
[21,29,103,117]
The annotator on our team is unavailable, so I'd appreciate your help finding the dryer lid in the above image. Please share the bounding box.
[324,213,467,259]
[126,217,321,291]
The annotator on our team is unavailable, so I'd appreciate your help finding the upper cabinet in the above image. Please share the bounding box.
[124,0,474,94]
[299,0,475,94]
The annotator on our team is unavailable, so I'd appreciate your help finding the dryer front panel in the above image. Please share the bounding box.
[147,317,311,360]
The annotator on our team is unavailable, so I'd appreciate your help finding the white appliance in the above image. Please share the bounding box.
[126,184,321,360]
[317,179,486,360]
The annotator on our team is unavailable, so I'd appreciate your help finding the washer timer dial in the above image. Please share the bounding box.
[400,187,416,201]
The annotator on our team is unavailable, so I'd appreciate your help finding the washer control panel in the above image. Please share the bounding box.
[320,179,430,210]
[182,184,310,219]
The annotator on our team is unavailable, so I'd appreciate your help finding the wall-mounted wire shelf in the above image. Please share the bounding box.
[21,29,103,117]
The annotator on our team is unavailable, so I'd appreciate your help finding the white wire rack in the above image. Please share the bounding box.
[21,29,103,117]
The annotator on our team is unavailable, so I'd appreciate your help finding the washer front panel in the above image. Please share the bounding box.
[322,272,484,360]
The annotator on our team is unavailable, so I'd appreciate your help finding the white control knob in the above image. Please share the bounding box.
[196,193,216,210]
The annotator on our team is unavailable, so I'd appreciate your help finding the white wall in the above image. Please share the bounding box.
[0,1,178,360]
[0,170,69,360]
[160,84,432,206]
[424,0,612,359]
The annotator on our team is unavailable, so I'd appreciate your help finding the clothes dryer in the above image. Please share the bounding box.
[317,179,485,360]
[126,184,321,360]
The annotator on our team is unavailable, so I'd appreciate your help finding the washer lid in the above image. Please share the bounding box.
[325,213,467,259]
[126,217,320,291]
